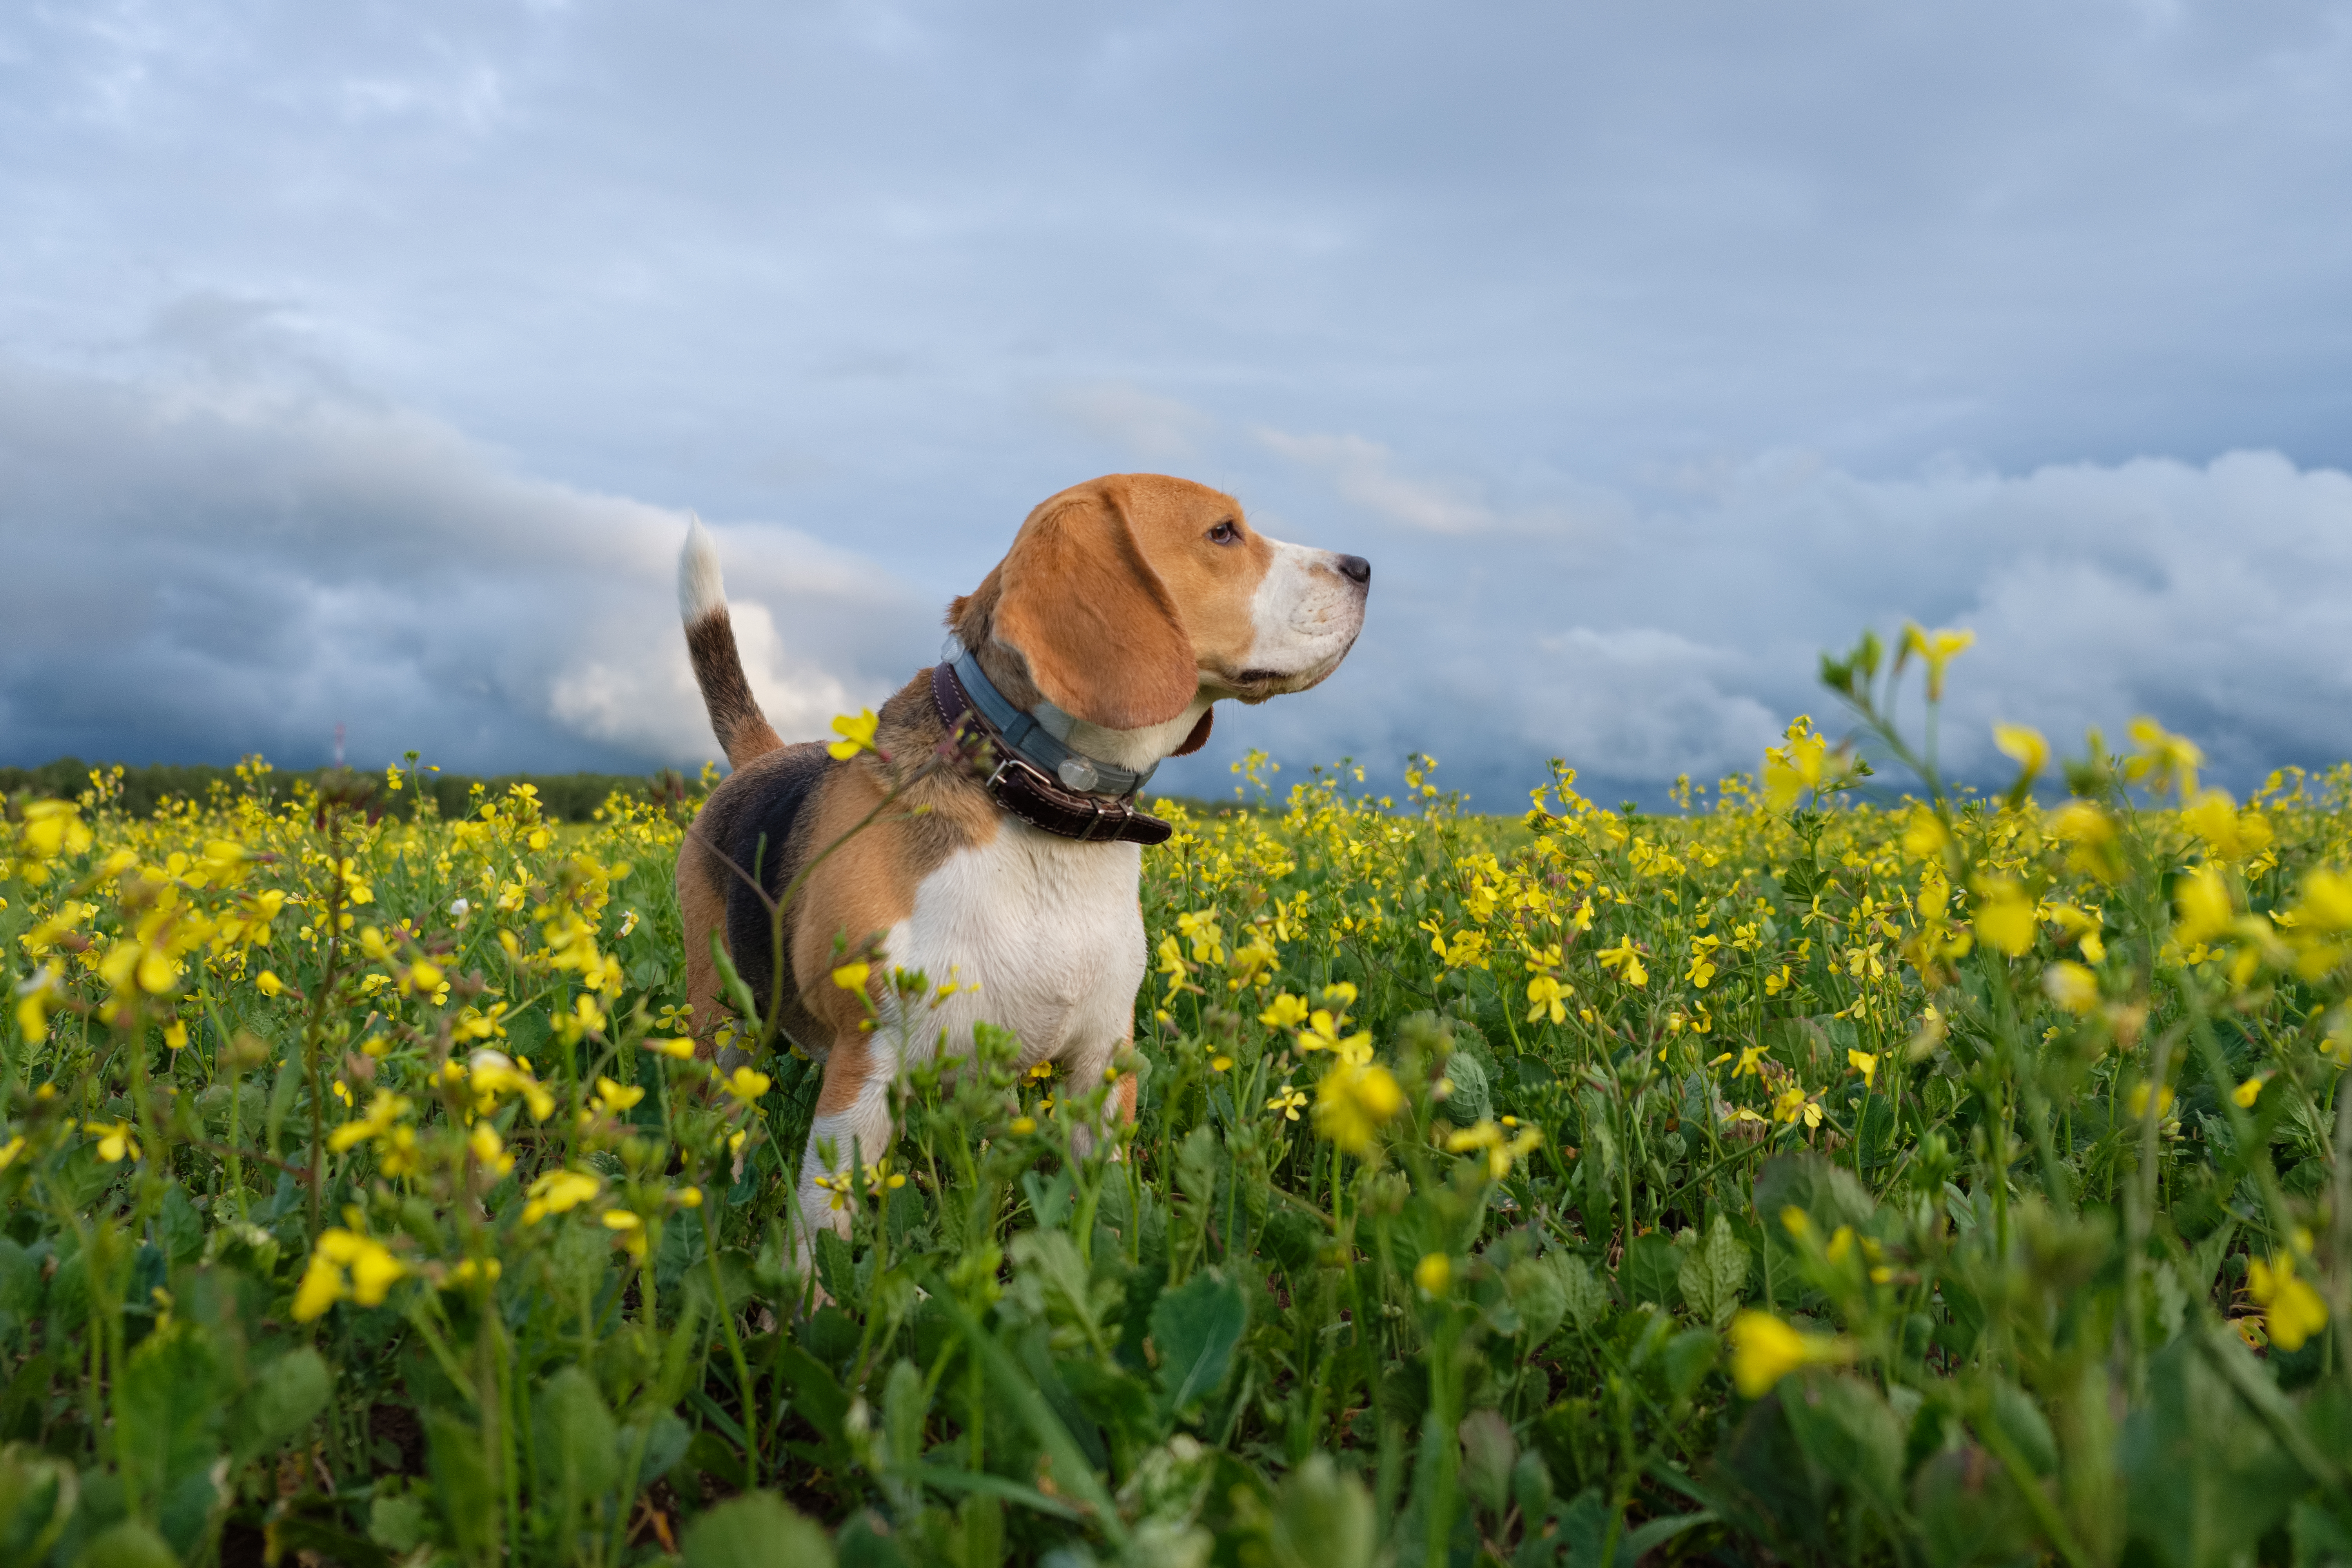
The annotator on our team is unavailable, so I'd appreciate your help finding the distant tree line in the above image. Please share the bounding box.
[0,757,707,823]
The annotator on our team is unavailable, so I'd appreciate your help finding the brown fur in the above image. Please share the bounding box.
[949,474,1277,721]
[686,608,784,767]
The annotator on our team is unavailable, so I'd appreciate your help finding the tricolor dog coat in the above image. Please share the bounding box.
[673,473,1369,1247]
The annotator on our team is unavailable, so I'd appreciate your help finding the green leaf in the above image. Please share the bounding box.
[1254,1453,1377,1568]
[1505,1254,1568,1347]
[1753,1153,1877,1245]
[1676,1213,1750,1329]
[115,1321,225,1552]
[1780,1372,1904,1517]
[2120,1333,2308,1568]
[367,1489,428,1554]
[264,1052,303,1156]
[266,1514,392,1568]
[682,1490,836,1568]
[1983,1380,2056,1477]
[1458,1410,1515,1517]
[425,1408,499,1558]
[935,1292,1128,1548]
[1661,1329,1719,1403]
[0,1443,78,1563]
[1911,1446,2037,1568]
[1621,1234,1680,1310]
[1556,1254,1611,1331]
[156,1186,203,1267]
[69,1519,177,1568]
[1150,1268,1247,1420]
[230,1348,330,1465]
[770,1338,850,1446]
[537,1366,620,1498]
[0,1241,41,1334]
[911,1465,1084,1523]
[1621,1509,1717,1563]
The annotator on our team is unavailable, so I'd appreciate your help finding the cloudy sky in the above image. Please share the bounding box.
[7,0,2352,805]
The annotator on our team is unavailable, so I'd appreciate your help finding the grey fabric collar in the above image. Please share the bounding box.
[947,643,1157,797]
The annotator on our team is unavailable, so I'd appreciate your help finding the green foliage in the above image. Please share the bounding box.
[7,643,2352,1564]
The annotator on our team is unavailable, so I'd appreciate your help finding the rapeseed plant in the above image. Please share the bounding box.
[5,632,2352,1564]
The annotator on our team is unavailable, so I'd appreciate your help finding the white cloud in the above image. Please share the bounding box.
[1256,430,1494,534]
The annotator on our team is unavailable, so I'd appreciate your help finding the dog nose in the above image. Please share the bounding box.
[1335,554,1371,585]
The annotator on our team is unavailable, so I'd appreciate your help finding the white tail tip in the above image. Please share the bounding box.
[678,512,727,624]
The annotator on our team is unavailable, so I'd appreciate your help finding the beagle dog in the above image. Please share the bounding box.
[673,473,1368,1245]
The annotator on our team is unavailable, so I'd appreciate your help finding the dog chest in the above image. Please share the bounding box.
[886,823,1145,1061]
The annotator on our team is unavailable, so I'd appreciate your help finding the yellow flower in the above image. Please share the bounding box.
[90,1120,141,1164]
[1259,993,1311,1029]
[2247,1253,2328,1352]
[468,1122,514,1176]
[831,961,871,993]
[1597,936,1648,987]
[592,1076,646,1116]
[1973,880,2036,958]
[2173,866,2234,947]
[328,1091,412,1155]
[2127,1082,2175,1120]
[651,1035,697,1060]
[1314,1060,1405,1156]
[1771,1085,1822,1129]
[2233,1076,2265,1109]
[1265,1085,1308,1122]
[1847,1049,1877,1089]
[521,1169,604,1224]
[827,708,880,760]
[1009,1116,1037,1136]
[1992,723,2049,779]
[2043,961,2099,1015]
[1414,1252,1452,1297]
[2291,869,2352,934]
[1296,1009,1372,1062]
[1525,974,1571,1024]
[1900,624,1975,702]
[1763,717,1844,811]
[1728,1310,1853,1397]
[1901,806,1949,862]
[2125,717,2203,800]
[1446,1117,1543,1179]
[720,1066,771,1102]
[446,1258,502,1290]
[294,1228,407,1320]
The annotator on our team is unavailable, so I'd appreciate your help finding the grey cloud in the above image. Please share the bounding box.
[6,2,2352,804]
[0,352,930,773]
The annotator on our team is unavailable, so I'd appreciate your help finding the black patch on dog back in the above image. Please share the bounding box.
[695,742,831,1042]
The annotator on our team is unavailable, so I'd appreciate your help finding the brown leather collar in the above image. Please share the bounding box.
[931,662,1174,846]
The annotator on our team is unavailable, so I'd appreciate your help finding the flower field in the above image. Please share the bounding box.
[8,635,2352,1567]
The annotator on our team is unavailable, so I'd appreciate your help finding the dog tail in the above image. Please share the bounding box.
[678,514,784,768]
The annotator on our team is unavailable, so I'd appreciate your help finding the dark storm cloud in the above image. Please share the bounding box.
[4,1,2352,800]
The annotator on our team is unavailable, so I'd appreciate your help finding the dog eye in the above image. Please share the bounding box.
[1207,520,1240,545]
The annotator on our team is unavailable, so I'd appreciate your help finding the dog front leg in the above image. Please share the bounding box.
[1062,1034,1138,1164]
[792,1033,897,1270]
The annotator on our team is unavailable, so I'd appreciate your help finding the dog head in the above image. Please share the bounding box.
[949,474,1369,744]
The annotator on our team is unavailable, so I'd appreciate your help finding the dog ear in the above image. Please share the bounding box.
[1171,706,1213,756]
[991,483,1198,731]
